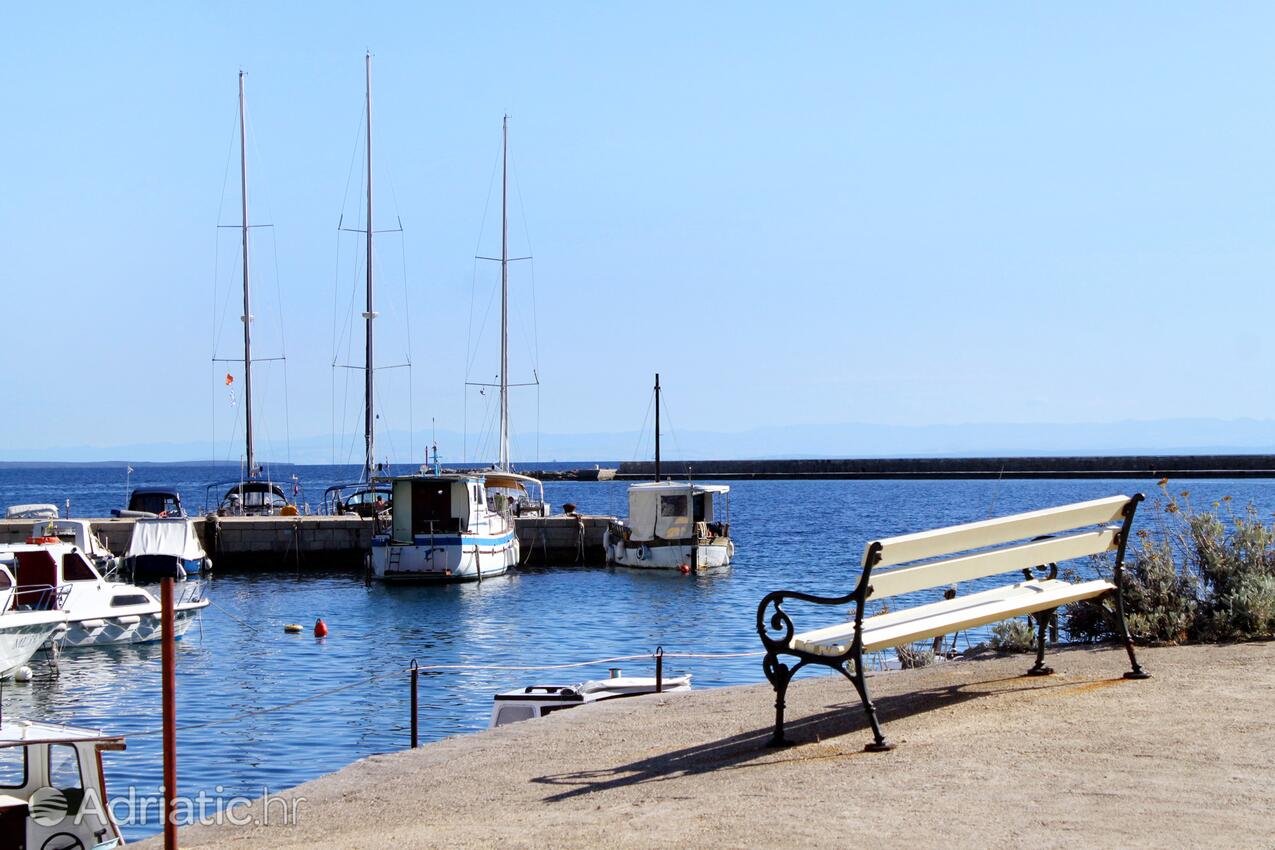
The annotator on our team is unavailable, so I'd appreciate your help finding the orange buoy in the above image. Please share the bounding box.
[678,564,691,574]
[314,618,329,638]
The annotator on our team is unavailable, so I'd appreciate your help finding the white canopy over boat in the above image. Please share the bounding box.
[125,518,207,561]
[625,483,730,543]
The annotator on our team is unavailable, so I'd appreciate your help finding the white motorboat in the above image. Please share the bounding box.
[8,538,207,649]
[0,569,65,679]
[605,482,734,571]
[370,470,543,582]
[490,673,692,728]
[0,718,126,849]
[121,517,211,582]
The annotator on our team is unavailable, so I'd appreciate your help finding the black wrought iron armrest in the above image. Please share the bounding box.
[757,588,859,653]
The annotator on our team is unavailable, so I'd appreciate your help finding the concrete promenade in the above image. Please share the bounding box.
[141,642,1275,849]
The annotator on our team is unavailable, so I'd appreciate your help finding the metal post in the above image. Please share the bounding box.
[653,373,660,482]
[409,659,419,749]
[363,52,376,482]
[498,115,510,471]
[655,646,664,693]
[161,577,178,850]
[238,71,254,476]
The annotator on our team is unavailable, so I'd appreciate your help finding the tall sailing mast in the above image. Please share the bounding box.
[238,71,256,477]
[362,53,377,482]
[498,115,510,472]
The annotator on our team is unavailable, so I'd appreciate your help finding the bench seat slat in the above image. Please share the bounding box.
[790,578,1115,657]
[867,495,1131,568]
[866,526,1120,601]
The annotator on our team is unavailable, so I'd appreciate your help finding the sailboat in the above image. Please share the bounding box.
[207,71,297,517]
[325,53,392,518]
[369,116,545,582]
[604,374,734,571]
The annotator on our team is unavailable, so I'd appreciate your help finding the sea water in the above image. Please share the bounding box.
[1,465,1269,839]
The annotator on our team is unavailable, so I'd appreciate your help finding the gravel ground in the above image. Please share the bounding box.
[138,642,1275,849]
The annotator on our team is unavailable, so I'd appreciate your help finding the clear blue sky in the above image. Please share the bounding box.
[2,3,1272,463]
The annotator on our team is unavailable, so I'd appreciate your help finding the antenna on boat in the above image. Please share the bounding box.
[362,51,377,484]
[239,70,256,477]
[654,373,661,482]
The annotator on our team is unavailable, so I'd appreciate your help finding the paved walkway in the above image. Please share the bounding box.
[139,642,1275,849]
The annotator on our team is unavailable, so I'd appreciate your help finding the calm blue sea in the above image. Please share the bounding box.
[1,464,1270,840]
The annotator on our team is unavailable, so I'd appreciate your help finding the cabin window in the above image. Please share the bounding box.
[111,594,150,607]
[494,705,536,726]
[0,571,11,590]
[410,483,462,534]
[660,495,687,518]
[61,553,97,582]
[48,744,83,792]
[0,748,24,788]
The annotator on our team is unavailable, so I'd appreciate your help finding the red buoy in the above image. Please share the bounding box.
[314,618,329,638]
[678,564,691,574]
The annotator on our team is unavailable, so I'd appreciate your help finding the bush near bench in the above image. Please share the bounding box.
[1064,481,1275,645]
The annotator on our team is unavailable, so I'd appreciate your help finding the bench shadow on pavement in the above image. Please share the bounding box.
[531,673,1085,802]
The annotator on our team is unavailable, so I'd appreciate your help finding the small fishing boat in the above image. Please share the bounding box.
[490,673,691,728]
[9,538,207,648]
[605,483,734,570]
[111,486,186,518]
[603,375,735,571]
[121,518,211,581]
[370,470,543,582]
[0,718,127,849]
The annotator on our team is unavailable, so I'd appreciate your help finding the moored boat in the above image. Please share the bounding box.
[370,470,543,582]
[604,482,734,570]
[0,569,65,679]
[0,718,127,848]
[9,537,207,648]
[490,673,692,728]
[121,518,211,581]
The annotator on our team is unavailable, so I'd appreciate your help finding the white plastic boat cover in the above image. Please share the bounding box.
[125,519,206,560]
[5,504,59,520]
[628,488,692,541]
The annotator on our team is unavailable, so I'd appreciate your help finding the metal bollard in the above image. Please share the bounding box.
[655,646,664,693]
[410,659,419,749]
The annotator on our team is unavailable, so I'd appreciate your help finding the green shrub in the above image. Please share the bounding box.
[894,642,935,669]
[989,618,1036,653]
[1062,482,1275,645]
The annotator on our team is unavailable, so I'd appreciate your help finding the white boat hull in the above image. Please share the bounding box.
[59,601,208,649]
[0,617,64,678]
[604,531,733,570]
[371,533,519,582]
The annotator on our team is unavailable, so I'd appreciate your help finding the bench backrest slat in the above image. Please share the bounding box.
[864,526,1120,601]
[863,495,1131,569]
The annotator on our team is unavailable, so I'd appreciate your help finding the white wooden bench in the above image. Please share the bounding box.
[756,494,1149,751]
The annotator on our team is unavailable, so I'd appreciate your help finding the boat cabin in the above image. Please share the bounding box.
[209,481,290,516]
[324,483,391,519]
[624,483,730,542]
[385,472,544,542]
[113,487,185,518]
[7,544,99,611]
[27,521,115,567]
[0,719,125,850]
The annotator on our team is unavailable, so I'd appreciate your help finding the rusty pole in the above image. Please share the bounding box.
[161,577,178,850]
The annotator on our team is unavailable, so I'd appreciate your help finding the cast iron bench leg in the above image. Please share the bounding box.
[763,653,800,747]
[844,657,894,752]
[1027,608,1056,676]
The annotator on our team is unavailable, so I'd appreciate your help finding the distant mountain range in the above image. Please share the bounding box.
[2,417,1273,466]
